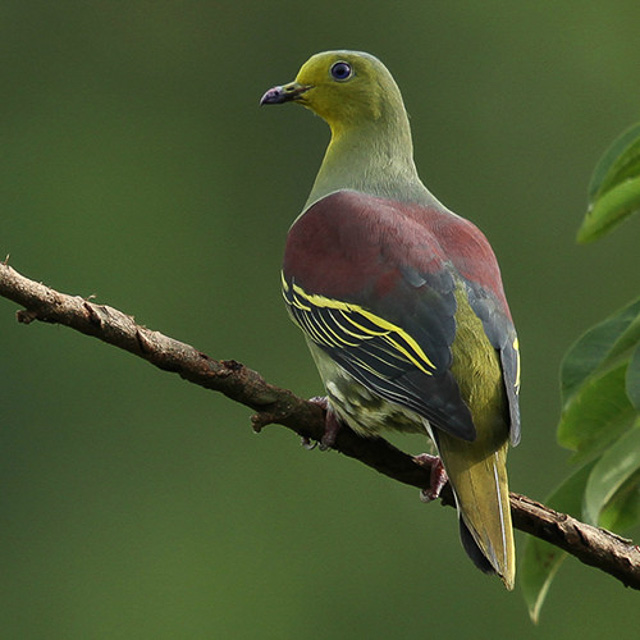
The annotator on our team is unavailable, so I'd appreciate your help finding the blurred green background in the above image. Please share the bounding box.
[1,2,639,638]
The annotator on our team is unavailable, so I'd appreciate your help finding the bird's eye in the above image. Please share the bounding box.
[330,61,352,81]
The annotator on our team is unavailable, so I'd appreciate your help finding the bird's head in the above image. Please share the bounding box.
[260,50,406,134]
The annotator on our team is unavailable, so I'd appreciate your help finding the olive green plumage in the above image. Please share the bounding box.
[262,50,520,590]
[444,286,513,580]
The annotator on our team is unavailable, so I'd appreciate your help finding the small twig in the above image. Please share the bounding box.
[1,261,639,589]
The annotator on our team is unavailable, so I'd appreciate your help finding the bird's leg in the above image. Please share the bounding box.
[303,396,343,450]
[413,453,449,502]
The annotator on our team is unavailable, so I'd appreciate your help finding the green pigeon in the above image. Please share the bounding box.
[261,50,520,589]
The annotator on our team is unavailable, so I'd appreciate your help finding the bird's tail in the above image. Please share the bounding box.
[436,431,515,590]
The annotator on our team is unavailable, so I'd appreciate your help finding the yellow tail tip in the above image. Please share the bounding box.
[500,569,516,591]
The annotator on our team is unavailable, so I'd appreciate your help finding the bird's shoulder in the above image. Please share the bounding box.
[284,189,505,308]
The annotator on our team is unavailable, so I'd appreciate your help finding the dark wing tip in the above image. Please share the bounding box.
[459,517,495,575]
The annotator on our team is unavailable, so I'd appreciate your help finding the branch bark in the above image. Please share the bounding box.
[1,261,639,590]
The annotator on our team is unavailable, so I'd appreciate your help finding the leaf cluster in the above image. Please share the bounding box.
[522,124,640,621]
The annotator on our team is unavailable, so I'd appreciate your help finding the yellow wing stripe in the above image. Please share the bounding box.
[299,311,328,345]
[513,337,521,393]
[338,311,388,338]
[280,271,290,292]
[318,312,359,347]
[336,310,381,339]
[285,279,436,375]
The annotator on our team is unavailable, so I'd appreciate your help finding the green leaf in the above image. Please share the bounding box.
[557,361,636,463]
[521,463,594,623]
[599,470,640,532]
[583,421,640,525]
[603,314,640,371]
[587,122,640,201]
[578,177,640,244]
[579,122,640,243]
[626,344,640,410]
[558,297,640,462]
[560,297,640,404]
[600,474,640,533]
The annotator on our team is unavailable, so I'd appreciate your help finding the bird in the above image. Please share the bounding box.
[260,50,520,589]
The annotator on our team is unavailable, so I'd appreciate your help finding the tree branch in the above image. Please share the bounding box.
[1,261,639,589]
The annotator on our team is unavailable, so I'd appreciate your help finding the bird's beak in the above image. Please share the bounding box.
[260,81,312,105]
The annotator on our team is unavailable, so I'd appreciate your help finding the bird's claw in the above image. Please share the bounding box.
[302,396,343,450]
[414,453,448,502]
[300,436,317,450]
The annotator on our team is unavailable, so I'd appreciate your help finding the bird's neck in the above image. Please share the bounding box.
[305,113,438,210]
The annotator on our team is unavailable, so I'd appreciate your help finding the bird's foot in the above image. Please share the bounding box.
[301,396,342,451]
[413,453,448,503]
[300,436,317,450]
